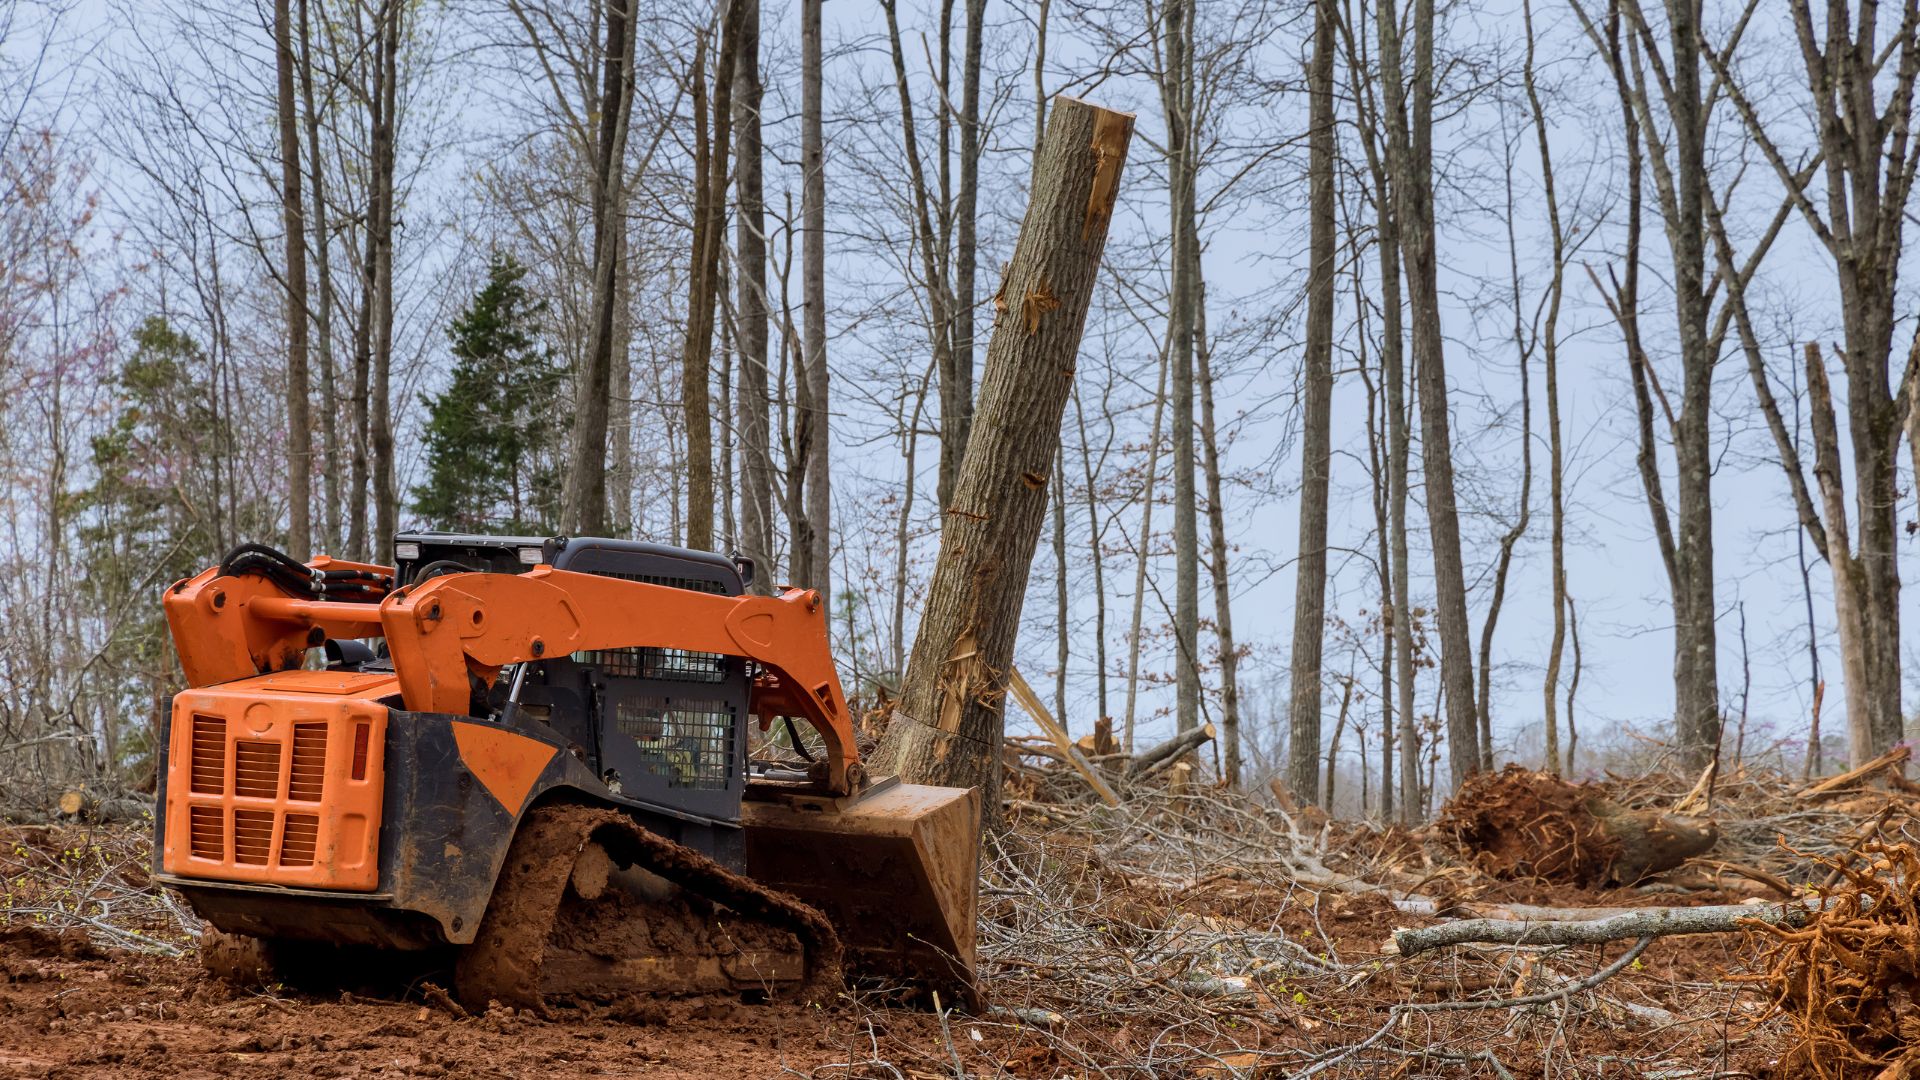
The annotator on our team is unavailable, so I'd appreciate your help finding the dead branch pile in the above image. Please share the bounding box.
[1746,841,1920,1080]
[1438,764,1718,885]
[0,819,197,956]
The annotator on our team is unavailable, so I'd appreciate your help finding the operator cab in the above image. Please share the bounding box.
[372,533,763,821]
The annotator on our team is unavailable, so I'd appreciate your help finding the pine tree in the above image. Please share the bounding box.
[412,252,564,533]
[81,316,260,780]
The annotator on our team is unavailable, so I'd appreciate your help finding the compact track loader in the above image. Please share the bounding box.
[153,534,979,1012]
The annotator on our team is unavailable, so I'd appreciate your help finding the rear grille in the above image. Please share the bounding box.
[233,809,274,864]
[190,715,226,794]
[288,723,327,802]
[233,740,281,798]
[189,805,224,860]
[166,694,387,891]
[279,813,319,866]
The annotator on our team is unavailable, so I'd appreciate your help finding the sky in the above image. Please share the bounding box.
[5,0,1911,788]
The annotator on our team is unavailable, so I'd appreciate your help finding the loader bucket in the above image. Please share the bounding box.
[741,779,981,1009]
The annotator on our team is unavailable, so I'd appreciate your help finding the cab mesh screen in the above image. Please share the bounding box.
[614,696,734,790]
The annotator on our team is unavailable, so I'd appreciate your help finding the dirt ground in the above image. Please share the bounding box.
[0,791,1818,1079]
[0,917,1791,1080]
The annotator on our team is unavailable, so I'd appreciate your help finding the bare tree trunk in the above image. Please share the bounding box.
[1072,386,1110,722]
[563,0,638,536]
[880,0,959,519]
[1398,0,1479,783]
[276,0,311,560]
[1053,454,1069,727]
[1566,592,1581,773]
[1358,0,1422,821]
[734,0,773,584]
[1476,79,1539,768]
[1197,291,1241,786]
[872,97,1133,813]
[369,0,400,563]
[893,369,931,678]
[953,0,985,510]
[1286,0,1336,803]
[1122,346,1169,754]
[1160,0,1201,734]
[610,231,634,535]
[797,0,830,594]
[1356,251,1395,820]
[1323,674,1353,813]
[1527,0,1567,775]
[297,0,341,556]
[681,10,740,552]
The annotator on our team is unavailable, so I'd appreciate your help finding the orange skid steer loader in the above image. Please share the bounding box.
[153,534,979,1011]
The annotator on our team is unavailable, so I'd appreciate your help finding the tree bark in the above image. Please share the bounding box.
[796,0,830,595]
[734,0,772,585]
[1397,0,1480,783]
[1702,0,1918,763]
[1286,0,1336,804]
[1159,0,1201,734]
[1525,0,1567,774]
[275,0,311,560]
[879,0,960,519]
[680,9,740,552]
[297,0,341,556]
[563,0,637,536]
[1391,900,1819,958]
[1196,288,1241,786]
[1121,346,1169,754]
[872,97,1133,814]
[1357,0,1421,821]
[369,0,400,563]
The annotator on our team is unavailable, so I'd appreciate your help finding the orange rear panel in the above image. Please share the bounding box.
[162,671,394,891]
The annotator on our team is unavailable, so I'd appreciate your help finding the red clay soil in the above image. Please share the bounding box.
[0,924,995,1080]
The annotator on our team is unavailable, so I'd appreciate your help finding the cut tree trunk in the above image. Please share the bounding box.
[872,97,1134,816]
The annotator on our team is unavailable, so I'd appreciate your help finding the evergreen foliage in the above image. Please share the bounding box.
[80,316,263,778]
[411,252,565,533]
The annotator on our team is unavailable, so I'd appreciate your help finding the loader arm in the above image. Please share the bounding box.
[165,564,864,795]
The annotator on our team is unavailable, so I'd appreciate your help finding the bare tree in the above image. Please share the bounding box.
[559,0,639,535]
[1157,0,1201,734]
[1705,0,1920,765]
[1572,0,1720,771]
[275,0,312,559]
[1380,0,1479,783]
[680,6,742,551]
[734,0,773,583]
[1286,0,1337,804]
[794,0,830,594]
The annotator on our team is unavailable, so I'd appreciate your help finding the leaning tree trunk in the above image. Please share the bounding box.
[872,96,1133,816]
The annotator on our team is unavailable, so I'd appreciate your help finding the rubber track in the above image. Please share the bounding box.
[454,803,844,1014]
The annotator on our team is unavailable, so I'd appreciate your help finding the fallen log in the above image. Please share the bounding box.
[1128,723,1214,779]
[1798,743,1911,800]
[1386,898,1823,957]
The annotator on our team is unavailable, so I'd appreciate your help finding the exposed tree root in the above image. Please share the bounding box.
[1438,764,1718,885]
[1744,842,1920,1080]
